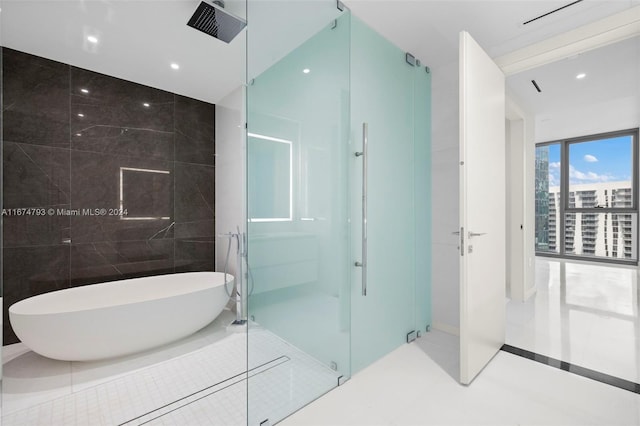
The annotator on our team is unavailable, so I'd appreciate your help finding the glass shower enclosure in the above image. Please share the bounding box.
[245,3,351,424]
[245,2,431,424]
[0,0,430,424]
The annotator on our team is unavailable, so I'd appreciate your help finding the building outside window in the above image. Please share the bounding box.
[535,129,639,264]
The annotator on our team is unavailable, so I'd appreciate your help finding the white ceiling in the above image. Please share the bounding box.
[336,0,640,125]
[0,0,247,104]
[1,0,639,104]
[506,35,640,116]
[344,0,640,68]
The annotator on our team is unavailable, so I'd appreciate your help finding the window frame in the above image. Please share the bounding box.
[535,128,639,265]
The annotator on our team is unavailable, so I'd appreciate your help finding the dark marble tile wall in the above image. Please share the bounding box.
[2,48,216,345]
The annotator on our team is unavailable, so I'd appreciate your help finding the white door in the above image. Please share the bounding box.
[459,31,506,385]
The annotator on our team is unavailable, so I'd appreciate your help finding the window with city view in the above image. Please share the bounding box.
[535,143,561,253]
[535,129,639,263]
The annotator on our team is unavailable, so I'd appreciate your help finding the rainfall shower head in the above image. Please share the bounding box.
[187,1,246,43]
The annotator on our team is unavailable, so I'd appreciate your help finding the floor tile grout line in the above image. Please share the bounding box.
[3,323,342,425]
[118,355,290,426]
[137,377,246,426]
[2,329,245,419]
[133,356,292,426]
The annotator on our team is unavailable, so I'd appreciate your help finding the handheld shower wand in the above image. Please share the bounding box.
[221,228,251,325]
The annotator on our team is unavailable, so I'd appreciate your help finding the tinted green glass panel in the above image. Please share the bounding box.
[414,64,432,333]
[350,16,430,373]
[246,8,351,424]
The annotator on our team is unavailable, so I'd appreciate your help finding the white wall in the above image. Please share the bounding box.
[431,60,461,333]
[523,113,536,300]
[523,108,536,300]
[535,96,640,143]
[507,89,536,302]
[505,96,536,302]
[215,86,246,284]
[505,119,515,299]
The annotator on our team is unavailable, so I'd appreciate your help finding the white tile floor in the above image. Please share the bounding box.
[282,257,640,425]
[2,308,340,426]
[5,257,639,425]
[282,329,640,426]
[507,257,640,383]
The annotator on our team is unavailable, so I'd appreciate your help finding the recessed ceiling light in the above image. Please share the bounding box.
[143,102,150,107]
[170,63,180,70]
[87,35,98,44]
[303,68,310,74]
[576,73,586,79]
[80,88,89,94]
[77,113,85,117]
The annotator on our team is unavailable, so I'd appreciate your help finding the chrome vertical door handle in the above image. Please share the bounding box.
[355,122,368,296]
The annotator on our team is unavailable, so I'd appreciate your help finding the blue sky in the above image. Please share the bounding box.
[546,135,632,186]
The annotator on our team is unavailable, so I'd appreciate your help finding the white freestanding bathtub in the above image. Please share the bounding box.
[9,272,232,361]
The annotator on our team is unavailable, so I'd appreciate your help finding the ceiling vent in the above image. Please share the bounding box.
[522,0,584,25]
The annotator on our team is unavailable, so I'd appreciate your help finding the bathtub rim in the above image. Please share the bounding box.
[9,271,234,316]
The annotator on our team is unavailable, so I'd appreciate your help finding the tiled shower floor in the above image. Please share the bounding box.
[1,309,340,425]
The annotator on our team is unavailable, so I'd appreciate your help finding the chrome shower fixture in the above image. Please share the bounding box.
[187,0,246,43]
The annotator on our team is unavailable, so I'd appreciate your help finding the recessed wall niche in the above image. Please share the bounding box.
[2,47,216,345]
[120,167,172,220]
